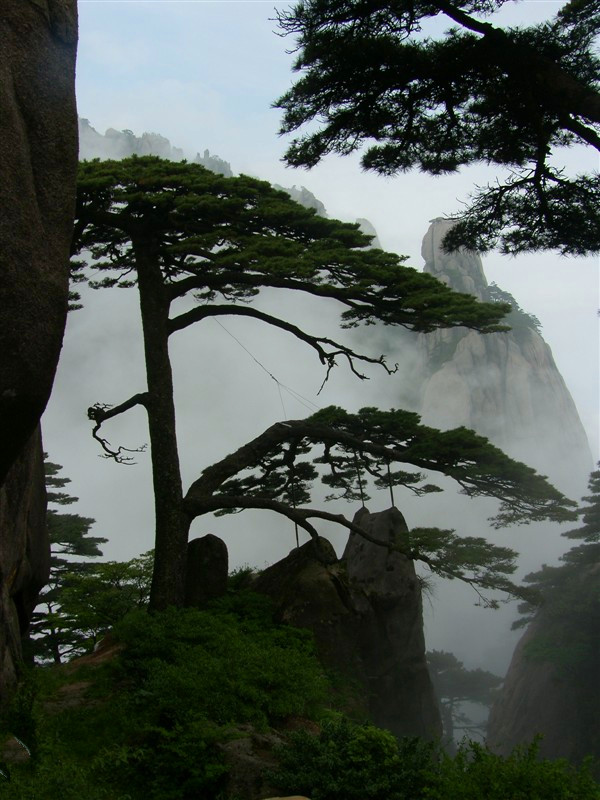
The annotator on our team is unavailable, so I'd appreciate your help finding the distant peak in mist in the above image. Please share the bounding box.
[78,117,380,244]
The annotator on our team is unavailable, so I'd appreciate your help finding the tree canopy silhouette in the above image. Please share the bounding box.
[73,156,575,610]
[275,0,600,255]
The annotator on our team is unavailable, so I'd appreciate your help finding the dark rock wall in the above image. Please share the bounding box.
[0,428,49,703]
[0,0,78,483]
[254,508,442,740]
[0,0,77,703]
[487,566,600,766]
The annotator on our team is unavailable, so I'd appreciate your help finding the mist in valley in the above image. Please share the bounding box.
[37,0,600,761]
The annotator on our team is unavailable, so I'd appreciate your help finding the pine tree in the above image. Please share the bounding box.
[427,649,502,748]
[73,157,576,611]
[513,465,600,669]
[49,553,153,655]
[26,458,107,664]
[507,466,600,762]
[275,0,600,255]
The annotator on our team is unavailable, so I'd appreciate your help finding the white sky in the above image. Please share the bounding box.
[43,0,599,672]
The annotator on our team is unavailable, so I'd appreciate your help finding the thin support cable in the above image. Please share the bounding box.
[276,381,287,421]
[387,460,395,508]
[278,384,300,549]
[353,450,366,508]
[212,317,320,413]
[213,316,323,548]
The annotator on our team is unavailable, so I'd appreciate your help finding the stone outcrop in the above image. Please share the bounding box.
[487,563,600,767]
[356,218,382,249]
[414,217,592,490]
[273,184,328,217]
[184,533,229,607]
[194,148,233,177]
[0,0,78,483]
[0,428,49,704]
[253,508,441,740]
[218,724,287,800]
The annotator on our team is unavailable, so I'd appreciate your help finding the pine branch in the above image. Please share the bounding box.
[168,303,396,383]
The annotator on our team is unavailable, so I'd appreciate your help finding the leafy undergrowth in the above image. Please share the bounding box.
[1,591,329,800]
[270,718,600,800]
[1,591,599,800]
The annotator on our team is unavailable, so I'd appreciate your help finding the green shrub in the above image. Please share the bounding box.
[424,738,600,800]
[95,718,229,800]
[1,592,330,799]
[95,595,329,798]
[270,719,600,800]
[269,716,437,800]
[4,597,598,800]
[111,595,329,728]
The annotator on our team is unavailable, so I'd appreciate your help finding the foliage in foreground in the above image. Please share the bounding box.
[3,598,598,799]
[275,0,600,255]
[1,594,328,799]
[270,718,600,800]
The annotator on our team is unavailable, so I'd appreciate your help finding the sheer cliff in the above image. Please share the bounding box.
[416,218,596,763]
[0,0,77,704]
[415,217,592,493]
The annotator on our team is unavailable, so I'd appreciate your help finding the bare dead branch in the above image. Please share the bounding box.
[87,393,149,464]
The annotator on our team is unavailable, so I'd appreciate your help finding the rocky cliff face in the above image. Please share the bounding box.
[253,508,442,740]
[0,0,77,703]
[79,118,185,162]
[487,564,600,767]
[0,428,50,703]
[415,218,592,491]
[0,0,78,482]
[418,218,596,761]
[79,118,233,173]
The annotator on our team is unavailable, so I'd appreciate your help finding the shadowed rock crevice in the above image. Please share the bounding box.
[0,427,49,702]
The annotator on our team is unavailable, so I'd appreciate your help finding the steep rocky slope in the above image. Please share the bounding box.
[416,218,592,491]
[487,563,600,767]
[0,1,78,481]
[416,218,596,763]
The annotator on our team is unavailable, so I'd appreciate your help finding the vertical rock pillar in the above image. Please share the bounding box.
[254,508,442,739]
